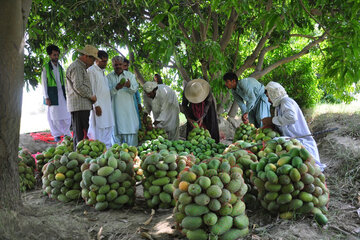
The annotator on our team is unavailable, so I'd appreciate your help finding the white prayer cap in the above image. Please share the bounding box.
[143,81,158,93]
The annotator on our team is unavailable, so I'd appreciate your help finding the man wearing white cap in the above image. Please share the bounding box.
[66,45,99,150]
[265,81,326,171]
[107,56,139,146]
[143,82,180,140]
[182,79,220,143]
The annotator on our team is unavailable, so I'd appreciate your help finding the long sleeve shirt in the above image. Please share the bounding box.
[107,70,139,134]
[232,77,266,114]
[65,59,93,112]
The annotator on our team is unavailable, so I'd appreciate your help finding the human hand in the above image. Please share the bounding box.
[242,113,249,124]
[125,79,131,88]
[90,95,97,104]
[116,81,125,90]
[95,106,102,116]
[45,98,51,106]
[197,117,204,126]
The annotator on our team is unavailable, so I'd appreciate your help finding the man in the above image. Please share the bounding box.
[143,82,179,140]
[87,50,113,148]
[123,58,142,129]
[223,72,270,128]
[65,45,98,150]
[265,81,326,171]
[41,44,71,142]
[107,56,139,146]
[153,74,163,84]
[182,79,220,142]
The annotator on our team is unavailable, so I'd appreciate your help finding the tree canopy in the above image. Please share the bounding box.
[26,0,360,114]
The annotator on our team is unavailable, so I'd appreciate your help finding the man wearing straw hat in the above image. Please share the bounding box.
[182,79,220,143]
[142,82,180,140]
[65,45,99,150]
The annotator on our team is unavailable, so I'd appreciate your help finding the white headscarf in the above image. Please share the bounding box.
[265,81,288,107]
[143,81,158,93]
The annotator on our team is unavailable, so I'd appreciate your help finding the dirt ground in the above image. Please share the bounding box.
[1,115,360,240]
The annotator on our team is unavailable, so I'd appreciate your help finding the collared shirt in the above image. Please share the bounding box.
[107,70,139,134]
[88,64,114,128]
[232,77,266,114]
[65,59,93,112]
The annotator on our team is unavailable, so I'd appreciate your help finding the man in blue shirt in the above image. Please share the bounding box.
[223,72,270,128]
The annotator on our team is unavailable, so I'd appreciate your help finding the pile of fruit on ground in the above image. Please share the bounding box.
[138,109,168,142]
[21,122,329,240]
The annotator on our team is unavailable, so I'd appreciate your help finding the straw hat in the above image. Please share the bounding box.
[143,81,158,93]
[184,79,210,103]
[77,45,101,60]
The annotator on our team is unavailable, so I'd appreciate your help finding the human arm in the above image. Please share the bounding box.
[68,65,94,101]
[155,88,178,123]
[41,67,51,106]
[272,99,298,126]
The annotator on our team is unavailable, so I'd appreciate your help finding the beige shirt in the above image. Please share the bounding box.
[65,59,93,112]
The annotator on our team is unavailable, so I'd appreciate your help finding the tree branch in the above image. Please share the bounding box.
[179,23,191,41]
[236,25,276,76]
[298,0,342,40]
[250,34,326,79]
[212,13,218,41]
[219,8,239,52]
[290,34,317,40]
[255,45,279,71]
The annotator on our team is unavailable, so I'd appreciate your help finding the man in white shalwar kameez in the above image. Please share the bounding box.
[87,50,114,148]
[107,56,139,146]
[142,82,180,140]
[265,81,326,171]
[41,44,71,142]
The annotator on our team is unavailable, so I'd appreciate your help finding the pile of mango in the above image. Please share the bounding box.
[138,136,226,162]
[36,138,74,173]
[233,124,280,150]
[19,161,36,192]
[221,147,260,209]
[76,139,106,158]
[233,123,256,142]
[41,152,85,202]
[133,156,144,182]
[173,158,249,240]
[187,123,211,141]
[18,149,36,192]
[18,148,36,170]
[138,110,168,143]
[80,144,136,211]
[141,151,196,209]
[250,138,329,225]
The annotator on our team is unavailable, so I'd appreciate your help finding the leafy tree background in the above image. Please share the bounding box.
[25,0,360,113]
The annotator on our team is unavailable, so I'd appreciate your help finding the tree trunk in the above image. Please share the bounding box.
[0,0,31,210]
[228,102,239,118]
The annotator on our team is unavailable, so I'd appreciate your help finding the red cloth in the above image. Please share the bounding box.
[30,132,56,144]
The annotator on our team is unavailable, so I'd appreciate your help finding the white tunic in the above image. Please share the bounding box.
[41,62,71,121]
[107,71,139,135]
[87,64,114,129]
[143,84,180,140]
[273,97,326,171]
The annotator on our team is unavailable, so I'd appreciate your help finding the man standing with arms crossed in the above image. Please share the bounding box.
[41,44,71,142]
[66,45,98,150]
[87,50,114,148]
